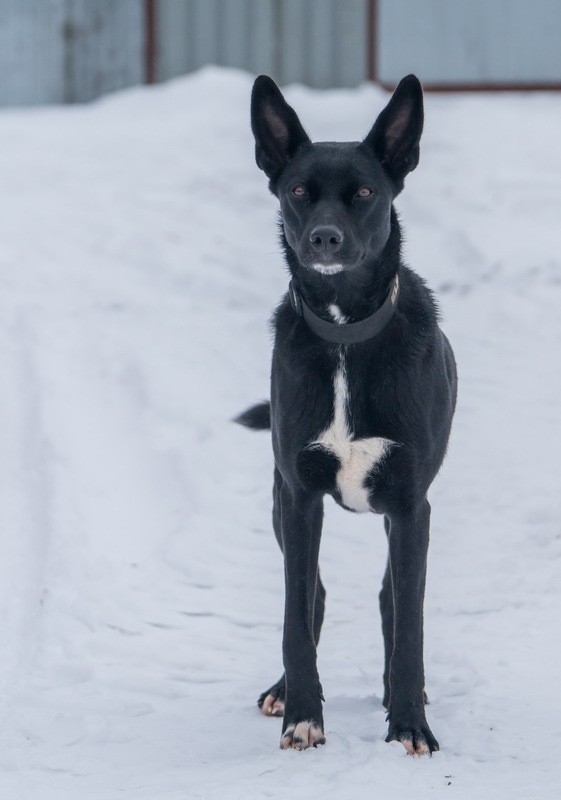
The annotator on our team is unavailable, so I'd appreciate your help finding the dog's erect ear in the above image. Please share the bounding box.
[364,75,424,185]
[251,75,310,179]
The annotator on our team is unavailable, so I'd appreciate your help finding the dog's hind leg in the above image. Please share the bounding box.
[258,468,286,716]
[313,572,327,644]
[384,499,438,756]
[259,468,326,719]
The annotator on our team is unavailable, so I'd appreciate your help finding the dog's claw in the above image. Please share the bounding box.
[386,725,439,756]
[258,677,286,717]
[260,693,285,717]
[280,721,325,751]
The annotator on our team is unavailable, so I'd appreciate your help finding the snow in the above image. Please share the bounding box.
[0,66,560,799]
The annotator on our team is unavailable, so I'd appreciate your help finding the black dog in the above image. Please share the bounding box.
[237,74,457,756]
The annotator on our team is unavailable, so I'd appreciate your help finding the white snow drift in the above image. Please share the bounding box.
[0,67,560,799]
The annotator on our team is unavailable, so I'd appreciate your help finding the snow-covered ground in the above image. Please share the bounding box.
[0,67,560,799]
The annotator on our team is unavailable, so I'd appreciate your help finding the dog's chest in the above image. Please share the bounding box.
[311,351,393,513]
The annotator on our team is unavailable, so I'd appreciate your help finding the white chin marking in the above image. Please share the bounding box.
[260,694,285,717]
[311,262,344,275]
[280,721,326,751]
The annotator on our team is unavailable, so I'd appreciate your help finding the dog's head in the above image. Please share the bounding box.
[251,75,423,277]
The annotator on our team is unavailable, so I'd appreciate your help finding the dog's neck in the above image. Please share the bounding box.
[282,208,402,325]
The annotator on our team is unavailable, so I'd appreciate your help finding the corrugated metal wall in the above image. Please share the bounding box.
[0,0,67,105]
[0,0,144,106]
[2,0,561,107]
[63,0,145,103]
[377,0,561,86]
[156,0,369,88]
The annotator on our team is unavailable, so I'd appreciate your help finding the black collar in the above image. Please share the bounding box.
[288,274,400,345]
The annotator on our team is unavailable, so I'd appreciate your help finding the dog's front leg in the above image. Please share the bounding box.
[279,482,325,750]
[385,498,439,756]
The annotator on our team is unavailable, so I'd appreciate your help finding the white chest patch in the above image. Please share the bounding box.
[312,351,394,513]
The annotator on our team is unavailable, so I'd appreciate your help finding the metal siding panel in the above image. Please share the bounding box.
[378,0,449,84]
[486,0,561,81]
[155,0,192,80]
[249,0,272,71]
[220,0,250,69]
[0,0,67,106]
[279,0,310,84]
[270,0,368,87]
[377,0,561,85]
[65,0,144,103]
[246,0,276,77]
[156,0,276,80]
[333,0,368,87]
[190,0,221,68]
[154,0,368,88]
[307,0,336,87]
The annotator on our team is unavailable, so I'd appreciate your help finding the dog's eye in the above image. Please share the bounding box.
[357,186,373,198]
[292,185,306,197]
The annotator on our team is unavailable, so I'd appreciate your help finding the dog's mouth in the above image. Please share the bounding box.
[309,262,345,276]
[298,250,364,275]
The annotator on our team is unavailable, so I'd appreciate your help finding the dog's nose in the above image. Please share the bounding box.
[309,225,344,254]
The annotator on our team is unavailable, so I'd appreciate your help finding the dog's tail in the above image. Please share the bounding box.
[234,401,271,430]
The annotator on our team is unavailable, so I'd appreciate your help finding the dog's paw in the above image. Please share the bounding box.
[260,693,285,717]
[257,677,286,717]
[280,720,326,750]
[386,721,439,756]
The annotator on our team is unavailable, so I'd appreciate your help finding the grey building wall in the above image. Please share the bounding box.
[0,0,144,106]
[157,0,561,90]
[156,0,369,89]
[0,0,68,105]
[63,0,145,102]
[377,0,561,86]
[1,0,561,107]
